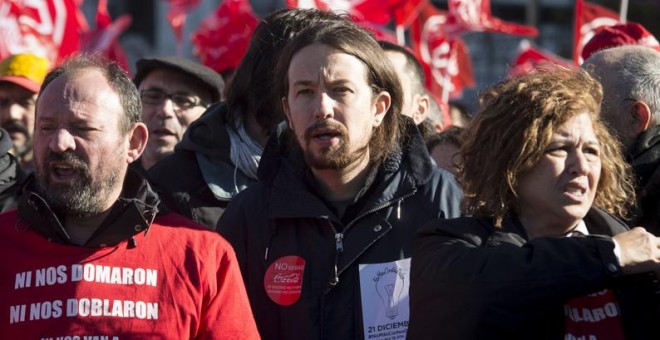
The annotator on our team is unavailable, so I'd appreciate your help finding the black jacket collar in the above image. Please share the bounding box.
[17,168,160,248]
[257,118,435,221]
[629,125,660,187]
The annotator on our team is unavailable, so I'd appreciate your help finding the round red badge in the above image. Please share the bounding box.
[264,255,306,306]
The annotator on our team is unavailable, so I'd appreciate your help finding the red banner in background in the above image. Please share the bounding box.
[411,4,474,101]
[508,40,575,78]
[80,0,132,72]
[163,0,201,53]
[447,0,538,36]
[410,3,475,126]
[191,0,259,74]
[285,0,331,10]
[573,0,619,65]
[0,0,85,66]
[286,0,421,27]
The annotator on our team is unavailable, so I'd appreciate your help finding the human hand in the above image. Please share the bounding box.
[613,227,660,275]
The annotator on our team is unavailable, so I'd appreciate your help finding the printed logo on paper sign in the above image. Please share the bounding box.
[359,258,411,340]
[373,267,405,319]
[264,256,305,306]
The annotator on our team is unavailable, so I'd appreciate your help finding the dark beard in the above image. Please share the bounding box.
[35,152,118,218]
[301,120,370,170]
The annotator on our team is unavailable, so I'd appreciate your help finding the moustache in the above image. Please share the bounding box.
[2,120,30,136]
[303,120,347,142]
[44,152,88,172]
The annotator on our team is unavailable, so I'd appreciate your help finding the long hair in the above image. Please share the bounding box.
[225,8,346,136]
[460,69,635,226]
[274,17,406,165]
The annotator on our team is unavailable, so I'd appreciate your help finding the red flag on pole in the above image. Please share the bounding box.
[508,40,575,78]
[0,0,86,65]
[410,3,475,125]
[393,0,425,28]
[191,0,259,74]
[163,0,201,55]
[286,0,421,27]
[285,0,331,10]
[410,4,474,100]
[573,0,619,65]
[285,0,400,43]
[80,0,132,72]
[446,0,538,36]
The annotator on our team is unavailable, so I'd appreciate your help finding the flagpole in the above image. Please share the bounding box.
[619,0,628,23]
[397,25,406,45]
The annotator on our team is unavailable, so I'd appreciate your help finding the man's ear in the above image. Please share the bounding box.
[373,91,391,127]
[412,93,430,125]
[282,97,293,129]
[632,101,652,134]
[126,123,148,163]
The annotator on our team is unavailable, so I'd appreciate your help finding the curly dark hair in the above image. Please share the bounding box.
[460,69,635,226]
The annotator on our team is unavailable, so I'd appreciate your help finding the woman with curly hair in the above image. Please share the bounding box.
[408,69,660,340]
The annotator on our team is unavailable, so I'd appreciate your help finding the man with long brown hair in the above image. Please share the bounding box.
[218,12,462,339]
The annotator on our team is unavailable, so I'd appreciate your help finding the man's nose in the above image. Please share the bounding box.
[154,99,177,119]
[49,128,76,153]
[314,92,334,120]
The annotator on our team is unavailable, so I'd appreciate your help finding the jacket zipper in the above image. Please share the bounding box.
[326,188,417,288]
[329,231,344,286]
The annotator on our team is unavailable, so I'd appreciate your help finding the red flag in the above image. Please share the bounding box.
[446,0,538,36]
[508,40,575,78]
[573,0,619,65]
[163,0,201,53]
[352,0,422,26]
[285,0,331,10]
[191,0,259,74]
[286,0,421,27]
[411,4,474,100]
[393,0,424,28]
[410,3,475,126]
[0,0,86,65]
[285,0,401,42]
[80,0,132,72]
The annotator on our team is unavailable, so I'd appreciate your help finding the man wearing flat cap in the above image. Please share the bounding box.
[134,56,224,170]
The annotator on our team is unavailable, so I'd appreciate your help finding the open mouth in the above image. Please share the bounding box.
[563,182,587,199]
[152,128,175,137]
[50,162,78,180]
[313,131,341,140]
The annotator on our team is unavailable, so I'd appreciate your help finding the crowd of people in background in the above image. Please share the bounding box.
[0,6,659,340]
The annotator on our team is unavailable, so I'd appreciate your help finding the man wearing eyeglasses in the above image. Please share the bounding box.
[133,56,224,170]
[0,53,51,172]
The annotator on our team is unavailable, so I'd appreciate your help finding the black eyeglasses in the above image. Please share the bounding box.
[140,89,207,110]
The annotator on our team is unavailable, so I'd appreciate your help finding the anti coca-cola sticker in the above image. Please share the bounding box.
[264,255,305,306]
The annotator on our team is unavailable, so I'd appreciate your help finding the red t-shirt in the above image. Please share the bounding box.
[564,289,626,340]
[0,211,259,339]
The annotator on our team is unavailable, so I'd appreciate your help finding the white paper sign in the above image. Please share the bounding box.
[358,258,411,340]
